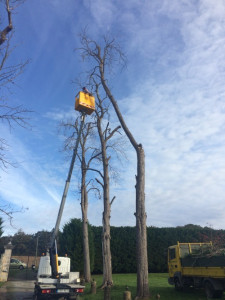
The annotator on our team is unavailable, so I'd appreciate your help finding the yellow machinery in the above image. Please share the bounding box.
[168,242,225,298]
[75,91,95,115]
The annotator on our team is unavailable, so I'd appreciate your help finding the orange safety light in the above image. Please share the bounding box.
[75,91,95,115]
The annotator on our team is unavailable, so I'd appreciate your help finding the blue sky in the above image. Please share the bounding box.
[1,0,225,235]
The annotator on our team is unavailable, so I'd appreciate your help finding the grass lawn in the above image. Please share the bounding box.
[81,273,225,300]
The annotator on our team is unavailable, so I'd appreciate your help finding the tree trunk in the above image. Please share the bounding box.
[104,286,111,300]
[102,178,113,286]
[96,115,113,287]
[100,71,149,298]
[81,161,91,283]
[135,147,149,299]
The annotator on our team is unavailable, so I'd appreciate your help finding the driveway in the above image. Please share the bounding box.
[0,280,35,300]
[0,269,35,299]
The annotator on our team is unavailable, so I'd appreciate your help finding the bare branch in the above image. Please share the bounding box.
[95,177,104,188]
[0,204,28,226]
[105,125,121,142]
[0,104,32,128]
[87,167,103,179]
[87,186,101,198]
[110,196,116,206]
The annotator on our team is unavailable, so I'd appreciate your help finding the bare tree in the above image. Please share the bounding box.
[80,122,93,283]
[93,83,121,288]
[0,0,30,171]
[78,32,150,299]
[60,117,98,283]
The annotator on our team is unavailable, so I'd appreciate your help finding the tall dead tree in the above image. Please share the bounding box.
[84,82,121,288]
[60,118,98,283]
[80,123,92,283]
[96,84,120,288]
[78,33,150,299]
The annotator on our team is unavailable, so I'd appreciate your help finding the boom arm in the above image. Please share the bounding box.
[49,112,86,278]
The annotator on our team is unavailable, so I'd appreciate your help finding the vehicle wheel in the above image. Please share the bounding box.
[19,265,24,270]
[204,281,223,298]
[174,277,183,291]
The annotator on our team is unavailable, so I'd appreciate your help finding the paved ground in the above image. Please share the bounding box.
[0,270,78,299]
[0,270,77,299]
[0,269,35,300]
[0,280,35,300]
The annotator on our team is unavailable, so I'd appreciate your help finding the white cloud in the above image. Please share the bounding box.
[44,108,75,122]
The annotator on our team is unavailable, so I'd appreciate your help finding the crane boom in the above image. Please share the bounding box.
[49,111,86,278]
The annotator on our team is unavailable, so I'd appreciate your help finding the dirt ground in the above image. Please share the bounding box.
[0,269,36,300]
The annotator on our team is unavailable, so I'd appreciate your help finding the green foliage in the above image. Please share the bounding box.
[0,218,3,253]
[0,229,52,256]
[11,229,36,255]
[111,227,136,273]
[59,218,95,273]
[34,230,52,256]
[90,224,225,274]
[91,226,102,273]
[0,218,3,237]
[0,236,10,254]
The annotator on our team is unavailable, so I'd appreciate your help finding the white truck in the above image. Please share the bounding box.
[34,255,84,299]
[33,92,95,300]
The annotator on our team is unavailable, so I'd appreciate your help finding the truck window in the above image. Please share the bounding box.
[180,244,190,258]
[169,248,176,260]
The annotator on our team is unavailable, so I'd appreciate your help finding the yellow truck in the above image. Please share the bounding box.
[168,242,225,298]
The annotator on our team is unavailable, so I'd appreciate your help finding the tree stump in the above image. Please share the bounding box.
[124,290,132,300]
[91,280,96,294]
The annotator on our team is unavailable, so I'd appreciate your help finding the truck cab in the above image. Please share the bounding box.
[168,245,181,280]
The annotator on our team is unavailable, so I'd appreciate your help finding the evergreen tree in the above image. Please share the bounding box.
[0,218,3,237]
[59,218,95,274]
